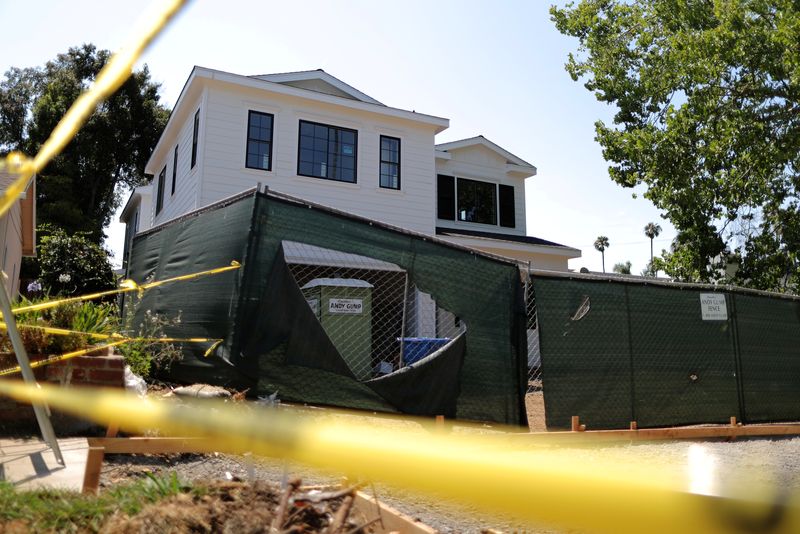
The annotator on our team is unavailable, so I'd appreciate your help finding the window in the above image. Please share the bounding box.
[437,177,516,228]
[379,135,400,189]
[297,120,357,183]
[457,178,496,225]
[191,109,200,169]
[437,175,455,220]
[171,145,178,195]
[246,111,274,171]
[155,165,166,215]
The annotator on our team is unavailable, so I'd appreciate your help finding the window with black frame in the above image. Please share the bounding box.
[298,120,357,183]
[155,165,166,215]
[379,135,400,189]
[246,111,274,170]
[457,177,496,224]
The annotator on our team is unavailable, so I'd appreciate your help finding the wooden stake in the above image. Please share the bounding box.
[81,447,105,494]
[435,415,445,432]
[629,421,638,430]
[730,416,737,426]
[571,416,580,432]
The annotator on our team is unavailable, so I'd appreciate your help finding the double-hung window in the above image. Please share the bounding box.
[155,165,166,215]
[379,136,400,189]
[298,120,357,183]
[171,145,178,195]
[246,111,274,171]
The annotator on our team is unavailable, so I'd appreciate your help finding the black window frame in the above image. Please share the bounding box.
[297,120,358,184]
[245,110,274,171]
[437,174,456,220]
[171,144,178,195]
[155,165,166,216]
[190,109,200,169]
[457,177,497,225]
[379,135,401,190]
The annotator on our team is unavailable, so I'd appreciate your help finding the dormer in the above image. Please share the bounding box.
[249,69,384,105]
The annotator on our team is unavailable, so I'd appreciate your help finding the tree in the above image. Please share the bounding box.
[0,44,169,242]
[613,261,632,275]
[551,2,800,293]
[594,235,610,273]
[644,222,662,275]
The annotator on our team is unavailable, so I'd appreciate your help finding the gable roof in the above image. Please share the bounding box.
[250,69,383,105]
[435,135,536,173]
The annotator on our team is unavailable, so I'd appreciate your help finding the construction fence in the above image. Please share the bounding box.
[126,188,528,426]
[530,271,800,430]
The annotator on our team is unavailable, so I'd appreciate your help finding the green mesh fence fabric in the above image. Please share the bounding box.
[127,190,528,425]
[533,273,800,430]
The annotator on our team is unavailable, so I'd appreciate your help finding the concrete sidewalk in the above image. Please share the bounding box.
[0,437,89,491]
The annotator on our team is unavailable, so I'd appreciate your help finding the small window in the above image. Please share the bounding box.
[498,184,515,228]
[297,120,357,183]
[437,174,455,220]
[457,178,496,225]
[191,109,200,169]
[171,145,178,195]
[379,135,400,189]
[246,111,274,171]
[155,165,166,215]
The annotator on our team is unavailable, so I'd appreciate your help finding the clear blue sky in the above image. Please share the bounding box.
[0,0,675,273]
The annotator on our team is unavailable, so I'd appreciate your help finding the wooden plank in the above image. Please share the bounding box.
[505,423,800,444]
[87,437,219,454]
[353,490,437,534]
[82,447,105,494]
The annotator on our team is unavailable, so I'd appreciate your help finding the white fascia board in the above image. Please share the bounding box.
[436,136,535,168]
[145,66,204,174]
[254,70,384,105]
[505,163,537,177]
[207,68,449,131]
[120,185,152,223]
[434,149,452,160]
[442,234,582,259]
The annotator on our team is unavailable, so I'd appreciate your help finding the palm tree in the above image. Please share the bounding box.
[594,235,610,273]
[644,222,662,275]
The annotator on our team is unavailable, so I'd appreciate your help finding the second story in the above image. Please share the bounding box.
[144,68,448,234]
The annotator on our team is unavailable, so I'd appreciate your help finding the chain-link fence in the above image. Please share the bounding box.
[284,241,466,381]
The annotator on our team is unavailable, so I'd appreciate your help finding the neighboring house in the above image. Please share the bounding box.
[119,185,153,271]
[121,67,580,271]
[0,170,36,299]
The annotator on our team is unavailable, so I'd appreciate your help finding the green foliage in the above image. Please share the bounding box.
[0,474,188,532]
[552,1,800,292]
[613,261,632,274]
[37,225,115,296]
[73,301,119,336]
[0,44,169,240]
[119,297,182,378]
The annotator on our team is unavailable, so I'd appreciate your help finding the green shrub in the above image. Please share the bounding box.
[119,298,182,378]
[36,226,115,296]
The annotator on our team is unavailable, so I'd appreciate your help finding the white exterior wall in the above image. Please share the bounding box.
[435,145,528,236]
[190,82,438,234]
[149,94,204,227]
[0,203,22,299]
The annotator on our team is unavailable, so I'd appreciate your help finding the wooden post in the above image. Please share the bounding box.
[571,416,580,432]
[105,423,119,438]
[82,447,106,494]
[730,416,737,427]
[629,421,638,430]
[435,415,445,432]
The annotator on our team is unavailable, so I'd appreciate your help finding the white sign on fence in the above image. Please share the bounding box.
[699,293,727,321]
[328,298,363,314]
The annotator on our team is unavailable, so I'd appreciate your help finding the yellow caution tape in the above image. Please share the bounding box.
[0,381,796,534]
[0,0,189,220]
[11,261,240,315]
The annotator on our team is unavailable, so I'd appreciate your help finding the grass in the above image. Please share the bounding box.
[0,472,194,532]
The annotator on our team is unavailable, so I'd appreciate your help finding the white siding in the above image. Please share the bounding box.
[196,82,438,234]
[151,96,203,226]
[435,144,528,236]
[0,203,22,299]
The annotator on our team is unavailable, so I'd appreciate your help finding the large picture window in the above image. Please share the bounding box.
[298,120,357,183]
[379,135,400,189]
[457,178,497,225]
[246,110,274,171]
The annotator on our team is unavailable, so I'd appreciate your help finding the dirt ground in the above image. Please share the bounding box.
[101,479,373,534]
[525,391,546,432]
